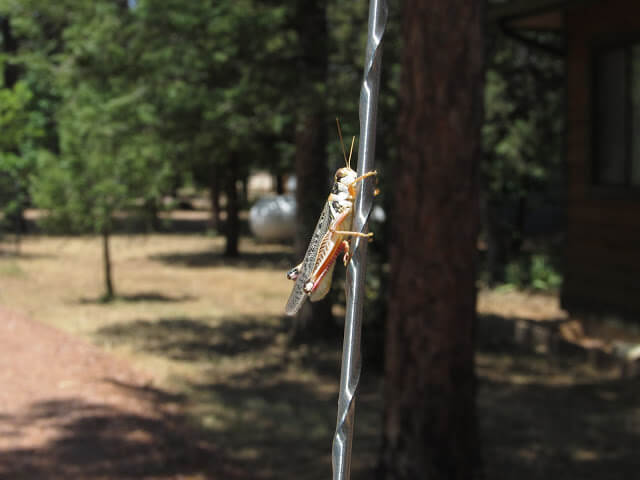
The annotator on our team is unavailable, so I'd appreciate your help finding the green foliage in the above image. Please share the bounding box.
[482,26,565,286]
[500,253,562,292]
[21,1,172,235]
[1,0,565,301]
[529,254,562,291]
[0,81,35,145]
[0,0,396,233]
[0,77,46,234]
[130,0,294,183]
[2,0,296,237]
[483,30,564,198]
[0,2,65,236]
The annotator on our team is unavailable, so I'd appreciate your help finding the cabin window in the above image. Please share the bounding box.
[593,43,640,187]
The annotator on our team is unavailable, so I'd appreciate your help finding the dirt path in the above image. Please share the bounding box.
[0,308,237,479]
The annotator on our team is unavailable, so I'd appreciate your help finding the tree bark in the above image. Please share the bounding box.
[224,155,240,257]
[102,229,115,300]
[275,174,285,195]
[1,16,19,87]
[144,198,161,232]
[289,0,333,341]
[379,1,484,479]
[209,166,221,230]
[241,175,249,205]
[291,114,334,340]
[483,194,507,286]
[2,16,26,243]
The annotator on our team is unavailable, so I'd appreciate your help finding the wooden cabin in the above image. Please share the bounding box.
[492,0,640,317]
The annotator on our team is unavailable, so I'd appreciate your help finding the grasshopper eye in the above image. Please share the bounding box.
[335,168,351,181]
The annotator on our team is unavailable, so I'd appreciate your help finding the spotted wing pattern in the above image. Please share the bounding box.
[285,201,334,316]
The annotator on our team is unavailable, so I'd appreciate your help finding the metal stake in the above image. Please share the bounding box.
[331,1,388,479]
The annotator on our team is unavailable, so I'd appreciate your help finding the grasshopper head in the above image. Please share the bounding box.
[335,167,357,187]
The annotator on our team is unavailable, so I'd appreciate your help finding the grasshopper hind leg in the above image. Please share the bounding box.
[341,240,351,266]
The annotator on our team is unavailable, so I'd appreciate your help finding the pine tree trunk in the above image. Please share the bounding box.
[209,167,221,230]
[102,229,115,300]
[291,114,333,340]
[1,17,19,87]
[2,16,25,245]
[144,198,161,232]
[275,174,285,195]
[224,155,239,258]
[484,197,507,286]
[379,1,484,479]
[289,0,333,341]
[241,175,249,205]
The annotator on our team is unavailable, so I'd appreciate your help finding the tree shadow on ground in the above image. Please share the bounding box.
[89,311,640,479]
[78,292,197,305]
[476,313,640,480]
[179,355,384,480]
[95,315,290,361]
[150,248,292,270]
[478,367,640,479]
[0,249,56,260]
[92,312,383,480]
[0,386,245,479]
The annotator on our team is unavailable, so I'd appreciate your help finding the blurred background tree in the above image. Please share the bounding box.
[22,1,172,299]
[378,0,484,478]
[0,0,567,300]
[288,0,333,340]
[0,11,56,250]
[131,0,293,256]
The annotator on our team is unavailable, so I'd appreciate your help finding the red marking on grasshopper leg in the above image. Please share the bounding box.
[304,213,351,295]
[309,240,349,293]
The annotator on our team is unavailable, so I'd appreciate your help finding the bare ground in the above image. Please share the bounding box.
[0,307,242,480]
[2,234,640,479]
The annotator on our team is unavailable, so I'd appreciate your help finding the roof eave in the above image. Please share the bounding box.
[489,0,596,26]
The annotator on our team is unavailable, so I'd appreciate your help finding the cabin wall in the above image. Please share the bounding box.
[563,0,640,315]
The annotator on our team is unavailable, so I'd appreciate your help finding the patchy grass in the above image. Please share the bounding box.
[0,234,381,479]
[1,234,639,479]
[0,259,24,277]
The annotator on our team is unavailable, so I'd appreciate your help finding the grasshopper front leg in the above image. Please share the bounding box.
[329,226,374,239]
[348,170,378,197]
[329,231,370,266]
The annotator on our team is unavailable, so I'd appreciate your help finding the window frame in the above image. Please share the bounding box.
[590,35,640,194]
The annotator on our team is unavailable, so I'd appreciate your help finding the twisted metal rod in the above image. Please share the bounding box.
[331,1,388,479]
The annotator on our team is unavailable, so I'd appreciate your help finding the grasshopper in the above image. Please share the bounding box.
[285,121,377,316]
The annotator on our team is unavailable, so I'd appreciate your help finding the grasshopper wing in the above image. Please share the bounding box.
[285,201,333,316]
[309,259,337,302]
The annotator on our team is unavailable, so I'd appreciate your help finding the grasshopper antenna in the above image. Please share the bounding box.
[347,136,355,170]
[336,118,348,167]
